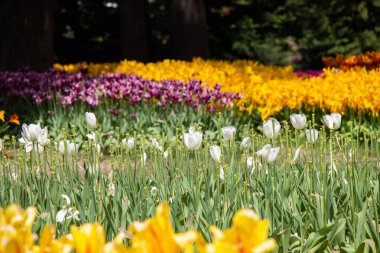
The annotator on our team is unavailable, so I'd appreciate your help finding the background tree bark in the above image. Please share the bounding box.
[169,0,209,60]
[119,0,148,61]
[0,0,54,71]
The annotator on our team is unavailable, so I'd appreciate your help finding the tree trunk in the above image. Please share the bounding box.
[119,0,148,61]
[0,0,54,71]
[169,0,209,60]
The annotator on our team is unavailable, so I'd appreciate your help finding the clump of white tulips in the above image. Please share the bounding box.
[257,144,280,164]
[55,140,77,156]
[122,137,135,149]
[323,113,342,130]
[19,122,50,152]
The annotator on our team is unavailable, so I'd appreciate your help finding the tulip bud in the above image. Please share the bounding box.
[219,166,225,181]
[267,147,280,163]
[85,112,97,129]
[209,145,221,163]
[240,137,250,149]
[247,156,254,168]
[323,113,341,130]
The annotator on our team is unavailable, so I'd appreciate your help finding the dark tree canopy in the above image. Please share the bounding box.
[169,0,209,60]
[0,0,53,71]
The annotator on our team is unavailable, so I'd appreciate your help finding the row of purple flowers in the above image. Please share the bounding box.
[0,69,242,112]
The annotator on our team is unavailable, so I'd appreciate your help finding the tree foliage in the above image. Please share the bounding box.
[53,0,380,69]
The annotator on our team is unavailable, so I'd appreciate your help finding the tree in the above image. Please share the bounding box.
[169,0,209,60]
[0,0,54,71]
[119,0,148,61]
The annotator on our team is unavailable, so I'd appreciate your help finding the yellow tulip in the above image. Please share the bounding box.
[70,223,106,253]
[70,223,131,253]
[0,110,4,122]
[197,209,276,253]
[32,225,72,253]
[128,202,198,253]
[0,205,37,253]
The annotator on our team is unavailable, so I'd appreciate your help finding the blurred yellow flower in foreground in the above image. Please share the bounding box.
[128,202,198,253]
[0,205,36,253]
[197,209,276,253]
[0,203,275,253]
[32,225,72,253]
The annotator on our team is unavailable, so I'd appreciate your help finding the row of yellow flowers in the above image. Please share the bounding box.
[0,202,276,253]
[54,59,380,119]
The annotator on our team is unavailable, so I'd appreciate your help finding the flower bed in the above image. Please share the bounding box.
[0,69,241,111]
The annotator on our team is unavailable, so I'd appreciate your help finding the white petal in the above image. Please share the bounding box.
[61,194,71,206]
[56,208,67,223]
[209,145,221,163]
[219,166,225,181]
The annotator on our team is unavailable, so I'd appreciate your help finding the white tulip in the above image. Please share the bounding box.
[209,145,221,163]
[122,137,134,149]
[28,123,42,141]
[240,137,250,149]
[56,206,68,223]
[256,144,272,160]
[85,112,97,128]
[0,139,2,152]
[183,131,203,150]
[86,132,96,141]
[19,122,49,152]
[163,150,169,159]
[219,166,225,181]
[96,144,101,154]
[247,156,254,168]
[20,124,32,142]
[61,194,71,206]
[305,129,319,143]
[221,126,236,140]
[56,141,77,156]
[323,113,341,130]
[37,127,50,147]
[267,147,280,163]
[290,114,307,130]
[262,118,281,138]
